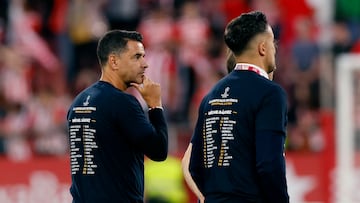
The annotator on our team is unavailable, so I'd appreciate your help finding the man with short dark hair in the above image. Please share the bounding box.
[67,30,168,203]
[182,11,289,203]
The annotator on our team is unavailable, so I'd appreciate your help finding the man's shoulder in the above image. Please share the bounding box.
[267,81,286,95]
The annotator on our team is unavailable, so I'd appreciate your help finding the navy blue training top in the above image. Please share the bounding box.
[67,81,168,203]
[189,69,289,203]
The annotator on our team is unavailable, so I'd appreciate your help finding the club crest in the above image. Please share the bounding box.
[221,87,230,98]
[83,95,90,106]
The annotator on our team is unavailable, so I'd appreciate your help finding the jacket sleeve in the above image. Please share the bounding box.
[189,97,207,193]
[146,108,168,161]
[255,86,289,203]
[119,95,168,161]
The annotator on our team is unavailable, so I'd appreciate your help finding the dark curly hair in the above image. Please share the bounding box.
[97,30,143,67]
[224,11,268,56]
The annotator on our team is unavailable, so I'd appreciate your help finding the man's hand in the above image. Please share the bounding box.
[131,76,162,108]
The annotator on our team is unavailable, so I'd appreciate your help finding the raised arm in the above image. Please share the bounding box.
[130,76,168,161]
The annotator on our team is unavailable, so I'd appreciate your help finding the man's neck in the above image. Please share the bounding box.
[234,63,269,79]
[100,71,127,91]
[235,55,267,73]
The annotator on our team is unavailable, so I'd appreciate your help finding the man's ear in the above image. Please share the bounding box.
[108,54,119,70]
[258,41,266,56]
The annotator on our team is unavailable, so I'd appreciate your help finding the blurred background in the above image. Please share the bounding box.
[0,0,360,202]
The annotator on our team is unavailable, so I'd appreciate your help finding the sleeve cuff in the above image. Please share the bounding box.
[148,106,164,111]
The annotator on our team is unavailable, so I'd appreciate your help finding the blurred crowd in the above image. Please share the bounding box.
[0,0,360,161]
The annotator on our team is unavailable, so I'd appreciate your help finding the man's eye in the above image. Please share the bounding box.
[135,54,143,59]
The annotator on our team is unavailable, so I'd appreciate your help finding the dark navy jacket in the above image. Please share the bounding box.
[189,69,289,203]
[67,81,168,203]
